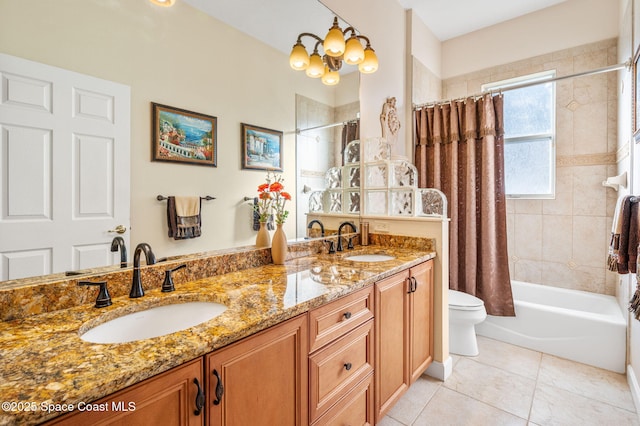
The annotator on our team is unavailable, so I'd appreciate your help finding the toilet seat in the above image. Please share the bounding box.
[449,289,484,311]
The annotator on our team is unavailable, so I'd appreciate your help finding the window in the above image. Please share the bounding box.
[482,71,556,199]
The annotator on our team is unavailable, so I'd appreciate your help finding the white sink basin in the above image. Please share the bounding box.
[80,301,227,344]
[344,254,395,262]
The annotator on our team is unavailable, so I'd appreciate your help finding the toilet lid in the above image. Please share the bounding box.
[449,289,484,308]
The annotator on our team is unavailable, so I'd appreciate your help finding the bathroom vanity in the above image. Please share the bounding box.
[0,237,435,426]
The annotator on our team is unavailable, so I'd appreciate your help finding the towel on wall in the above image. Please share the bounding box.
[252,197,274,231]
[608,195,639,274]
[167,196,202,240]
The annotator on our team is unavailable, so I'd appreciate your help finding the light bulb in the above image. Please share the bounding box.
[358,47,378,74]
[321,66,340,86]
[149,0,176,7]
[323,19,345,57]
[289,42,309,71]
[306,53,325,78]
[343,36,365,65]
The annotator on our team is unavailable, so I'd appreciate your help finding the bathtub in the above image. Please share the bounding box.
[475,280,627,373]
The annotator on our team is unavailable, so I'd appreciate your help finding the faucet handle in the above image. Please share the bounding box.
[162,264,187,292]
[323,239,336,254]
[346,236,355,250]
[78,280,112,308]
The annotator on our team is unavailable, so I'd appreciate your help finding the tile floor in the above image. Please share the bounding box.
[378,336,639,426]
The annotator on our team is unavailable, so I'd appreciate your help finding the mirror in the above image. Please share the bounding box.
[0,0,359,285]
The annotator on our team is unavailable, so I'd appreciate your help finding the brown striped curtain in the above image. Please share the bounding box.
[415,94,514,316]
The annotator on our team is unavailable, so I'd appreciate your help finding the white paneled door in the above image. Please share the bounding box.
[0,53,130,280]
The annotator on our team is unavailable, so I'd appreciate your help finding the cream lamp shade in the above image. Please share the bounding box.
[149,0,176,7]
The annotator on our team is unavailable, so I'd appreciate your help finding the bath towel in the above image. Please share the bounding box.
[607,196,626,271]
[608,195,639,274]
[167,196,202,240]
[252,197,274,231]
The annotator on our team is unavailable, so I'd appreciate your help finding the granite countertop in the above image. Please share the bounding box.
[0,245,435,426]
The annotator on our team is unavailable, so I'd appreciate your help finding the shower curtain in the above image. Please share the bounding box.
[341,120,360,165]
[414,94,515,316]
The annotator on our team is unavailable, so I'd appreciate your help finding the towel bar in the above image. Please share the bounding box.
[157,195,216,201]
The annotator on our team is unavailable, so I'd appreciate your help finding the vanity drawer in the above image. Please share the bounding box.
[312,372,374,426]
[309,285,373,352]
[309,320,374,423]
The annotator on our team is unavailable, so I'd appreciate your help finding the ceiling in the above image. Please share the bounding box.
[182,0,569,54]
[399,0,568,41]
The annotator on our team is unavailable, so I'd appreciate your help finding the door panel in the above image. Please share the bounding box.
[0,53,130,280]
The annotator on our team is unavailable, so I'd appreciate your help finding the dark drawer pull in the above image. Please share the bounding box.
[344,362,352,371]
[212,369,224,405]
[193,378,205,415]
[343,311,352,320]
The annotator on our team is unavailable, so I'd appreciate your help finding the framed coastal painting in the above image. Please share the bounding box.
[241,123,283,171]
[151,102,217,167]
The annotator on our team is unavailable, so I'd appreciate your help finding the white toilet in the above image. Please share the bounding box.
[448,289,487,356]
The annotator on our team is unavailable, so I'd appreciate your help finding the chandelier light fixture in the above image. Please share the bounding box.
[289,17,379,86]
[149,0,176,7]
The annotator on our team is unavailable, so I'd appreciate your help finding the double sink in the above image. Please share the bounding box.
[80,252,395,344]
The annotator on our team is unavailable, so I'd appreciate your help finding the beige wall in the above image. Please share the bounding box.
[0,0,340,258]
[442,0,620,79]
[321,0,409,159]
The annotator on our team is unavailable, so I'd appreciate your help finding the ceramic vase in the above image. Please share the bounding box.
[256,221,271,248]
[271,224,287,264]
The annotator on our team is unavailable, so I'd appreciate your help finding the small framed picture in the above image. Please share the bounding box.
[241,123,283,172]
[151,102,217,167]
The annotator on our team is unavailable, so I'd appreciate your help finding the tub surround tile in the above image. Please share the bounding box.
[443,357,536,419]
[530,383,639,426]
[513,214,543,261]
[572,215,607,265]
[538,354,635,412]
[0,240,435,426]
[513,259,543,284]
[541,215,572,263]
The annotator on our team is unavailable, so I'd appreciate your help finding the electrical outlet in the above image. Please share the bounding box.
[374,222,389,233]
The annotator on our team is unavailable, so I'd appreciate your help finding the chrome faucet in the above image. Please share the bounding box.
[307,219,325,238]
[130,243,156,298]
[110,236,127,268]
[337,221,357,251]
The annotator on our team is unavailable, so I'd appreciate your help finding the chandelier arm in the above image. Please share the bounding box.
[355,34,372,47]
[343,26,357,37]
[296,33,324,44]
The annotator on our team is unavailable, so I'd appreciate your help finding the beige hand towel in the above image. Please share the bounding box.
[167,196,202,239]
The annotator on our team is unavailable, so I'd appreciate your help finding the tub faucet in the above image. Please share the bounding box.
[110,236,127,268]
[337,221,357,252]
[130,243,156,298]
[307,219,325,238]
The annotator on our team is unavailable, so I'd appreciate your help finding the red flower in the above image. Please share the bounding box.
[257,183,269,193]
[269,182,284,193]
[281,191,291,201]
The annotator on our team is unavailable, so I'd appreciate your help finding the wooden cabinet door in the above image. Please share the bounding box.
[409,260,434,383]
[374,269,410,421]
[206,314,308,426]
[45,358,204,426]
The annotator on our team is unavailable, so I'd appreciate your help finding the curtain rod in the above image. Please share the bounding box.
[290,116,360,135]
[413,59,631,111]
